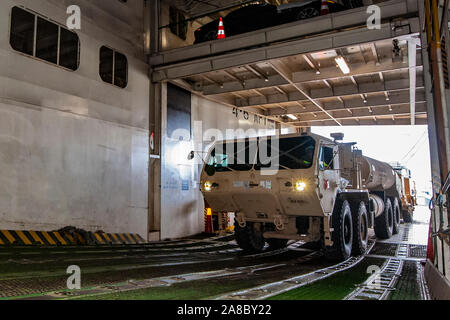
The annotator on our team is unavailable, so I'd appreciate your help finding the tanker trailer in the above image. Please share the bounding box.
[200,132,404,261]
[361,157,402,239]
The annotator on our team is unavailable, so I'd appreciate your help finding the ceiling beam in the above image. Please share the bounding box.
[284,102,427,123]
[268,60,342,126]
[292,57,423,83]
[199,59,423,96]
[291,116,428,127]
[266,91,426,116]
[303,54,321,74]
[236,77,424,108]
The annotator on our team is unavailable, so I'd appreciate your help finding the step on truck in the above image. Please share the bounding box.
[200,132,415,260]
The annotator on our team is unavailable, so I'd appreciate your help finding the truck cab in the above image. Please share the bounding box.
[200,132,401,261]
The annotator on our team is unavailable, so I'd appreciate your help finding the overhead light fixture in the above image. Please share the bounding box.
[335,56,350,75]
[287,114,298,120]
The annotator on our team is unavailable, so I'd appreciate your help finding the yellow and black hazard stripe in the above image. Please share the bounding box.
[0,230,69,246]
[94,233,146,245]
[0,230,146,246]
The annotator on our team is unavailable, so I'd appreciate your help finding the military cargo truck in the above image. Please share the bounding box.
[390,163,417,223]
[200,133,413,260]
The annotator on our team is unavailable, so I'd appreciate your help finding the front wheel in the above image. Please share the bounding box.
[266,238,289,250]
[325,200,353,261]
[234,222,265,253]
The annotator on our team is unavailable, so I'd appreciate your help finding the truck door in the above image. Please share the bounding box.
[318,143,340,214]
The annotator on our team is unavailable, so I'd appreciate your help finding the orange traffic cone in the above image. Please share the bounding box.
[217,17,226,39]
[320,0,329,15]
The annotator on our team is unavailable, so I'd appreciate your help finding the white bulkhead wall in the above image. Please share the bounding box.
[160,84,292,240]
[0,0,150,236]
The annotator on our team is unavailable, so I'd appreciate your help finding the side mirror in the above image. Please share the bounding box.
[330,132,344,142]
[188,151,195,160]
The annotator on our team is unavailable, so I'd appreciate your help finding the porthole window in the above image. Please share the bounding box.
[99,46,128,89]
[10,6,80,71]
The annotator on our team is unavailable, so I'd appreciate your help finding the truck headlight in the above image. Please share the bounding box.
[295,181,306,192]
[204,181,212,192]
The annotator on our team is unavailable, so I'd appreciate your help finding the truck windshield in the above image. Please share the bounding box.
[207,136,315,172]
[207,139,257,172]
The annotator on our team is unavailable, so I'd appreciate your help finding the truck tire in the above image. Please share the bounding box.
[392,198,401,234]
[402,210,413,223]
[374,198,394,239]
[266,238,289,250]
[351,202,369,256]
[234,222,265,253]
[325,200,353,261]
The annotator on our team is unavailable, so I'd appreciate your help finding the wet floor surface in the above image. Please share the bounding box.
[0,206,431,300]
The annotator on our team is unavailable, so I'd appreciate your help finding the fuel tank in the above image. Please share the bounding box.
[361,156,397,191]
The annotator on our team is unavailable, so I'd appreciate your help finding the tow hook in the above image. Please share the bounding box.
[236,212,246,228]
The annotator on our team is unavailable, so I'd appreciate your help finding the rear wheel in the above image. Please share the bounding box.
[402,209,413,223]
[234,222,265,253]
[266,238,289,250]
[374,198,394,239]
[392,198,401,234]
[325,200,353,261]
[351,201,369,256]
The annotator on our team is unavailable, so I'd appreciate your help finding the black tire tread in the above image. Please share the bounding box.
[374,198,393,239]
[234,222,265,253]
[266,238,289,250]
[351,201,369,256]
[325,199,353,261]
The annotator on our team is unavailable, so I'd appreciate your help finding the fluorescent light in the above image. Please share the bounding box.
[287,114,298,120]
[335,56,350,75]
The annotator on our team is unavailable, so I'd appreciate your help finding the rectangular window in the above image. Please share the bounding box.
[99,46,128,89]
[36,17,58,64]
[59,28,79,70]
[114,51,128,89]
[319,146,335,170]
[10,7,79,71]
[10,7,35,56]
[208,136,316,172]
[99,46,113,84]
